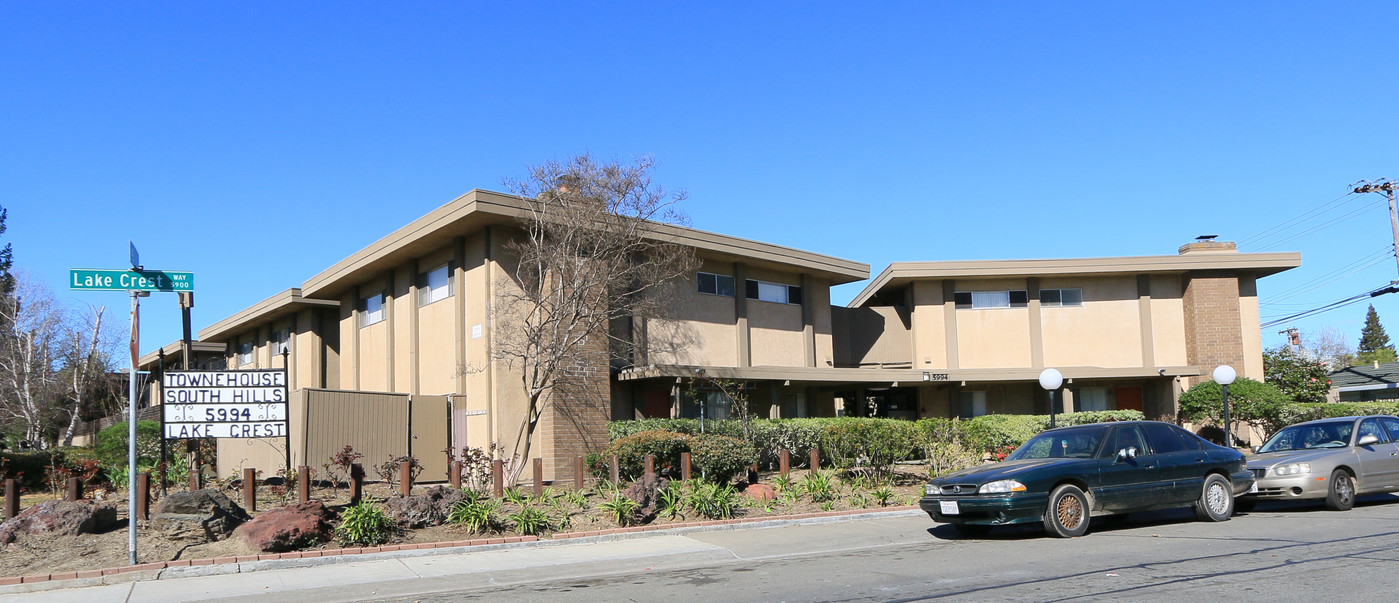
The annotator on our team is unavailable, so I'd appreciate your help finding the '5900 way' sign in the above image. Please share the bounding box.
[162,369,288,439]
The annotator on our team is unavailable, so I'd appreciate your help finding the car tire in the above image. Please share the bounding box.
[951,523,992,538]
[1233,499,1256,514]
[1043,484,1090,538]
[1324,469,1355,511]
[1193,473,1233,522]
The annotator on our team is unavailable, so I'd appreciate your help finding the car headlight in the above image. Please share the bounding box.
[1272,463,1311,476]
[926,484,937,495]
[978,479,1027,494]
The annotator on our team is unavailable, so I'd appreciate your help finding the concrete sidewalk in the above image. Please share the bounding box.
[1,508,928,603]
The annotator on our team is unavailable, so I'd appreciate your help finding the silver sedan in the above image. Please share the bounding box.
[1238,415,1399,511]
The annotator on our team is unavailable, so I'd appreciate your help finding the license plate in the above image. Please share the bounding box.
[1248,482,1258,494]
[940,500,960,515]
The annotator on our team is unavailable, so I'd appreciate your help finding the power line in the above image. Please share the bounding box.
[1261,283,1399,328]
[1242,193,1359,250]
[1254,202,1382,251]
[1261,247,1395,305]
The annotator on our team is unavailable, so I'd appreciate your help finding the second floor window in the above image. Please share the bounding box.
[955,290,1028,309]
[359,292,385,327]
[697,272,735,297]
[1040,288,1083,307]
[745,279,802,305]
[237,341,254,366]
[418,263,454,306]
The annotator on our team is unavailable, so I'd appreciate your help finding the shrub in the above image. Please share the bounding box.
[599,492,641,526]
[0,451,56,491]
[686,481,738,519]
[915,418,982,477]
[374,454,423,488]
[335,500,395,546]
[602,430,692,480]
[1179,378,1287,428]
[509,506,551,536]
[820,418,917,481]
[448,498,503,533]
[94,421,162,468]
[1258,402,1399,438]
[688,434,757,484]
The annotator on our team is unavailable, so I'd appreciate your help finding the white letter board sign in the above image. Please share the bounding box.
[162,369,289,439]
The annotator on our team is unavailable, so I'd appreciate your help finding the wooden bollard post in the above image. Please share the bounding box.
[644,454,655,476]
[491,460,504,498]
[449,461,462,489]
[136,472,151,521]
[5,479,19,520]
[680,452,692,481]
[810,449,820,471]
[780,449,791,477]
[350,463,364,505]
[749,462,760,483]
[187,440,201,491]
[532,458,543,497]
[399,460,413,497]
[574,456,585,490]
[243,468,257,512]
[65,477,81,502]
[298,465,310,503]
[609,455,620,484]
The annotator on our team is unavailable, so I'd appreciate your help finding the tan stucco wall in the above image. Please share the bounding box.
[417,247,459,395]
[462,231,495,453]
[955,278,1033,368]
[1239,277,1263,380]
[749,300,804,366]
[392,269,412,393]
[1040,276,1143,368]
[1149,275,1187,366]
[910,280,947,370]
[649,273,738,366]
[809,278,835,368]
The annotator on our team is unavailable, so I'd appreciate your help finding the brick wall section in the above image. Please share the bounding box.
[538,332,611,482]
[1181,270,1245,389]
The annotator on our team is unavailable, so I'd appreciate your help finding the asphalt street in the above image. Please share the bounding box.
[11,495,1399,603]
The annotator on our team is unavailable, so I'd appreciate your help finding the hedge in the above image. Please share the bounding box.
[609,411,1146,467]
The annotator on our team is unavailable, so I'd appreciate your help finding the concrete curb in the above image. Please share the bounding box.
[0,505,923,595]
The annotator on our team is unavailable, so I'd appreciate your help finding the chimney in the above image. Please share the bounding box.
[1179,240,1238,255]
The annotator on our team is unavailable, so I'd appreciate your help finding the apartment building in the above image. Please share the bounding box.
[147,190,1299,482]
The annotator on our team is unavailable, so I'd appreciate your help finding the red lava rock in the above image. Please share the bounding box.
[742,484,777,501]
[0,500,119,546]
[236,500,336,552]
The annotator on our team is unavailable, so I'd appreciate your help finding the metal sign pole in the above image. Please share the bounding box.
[127,290,139,565]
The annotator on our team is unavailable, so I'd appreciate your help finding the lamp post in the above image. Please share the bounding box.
[1213,365,1237,448]
[1039,368,1064,429]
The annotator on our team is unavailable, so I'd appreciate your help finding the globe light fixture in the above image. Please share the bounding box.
[1039,368,1064,428]
[1214,365,1237,448]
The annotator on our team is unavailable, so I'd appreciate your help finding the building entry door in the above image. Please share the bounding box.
[1116,387,1144,412]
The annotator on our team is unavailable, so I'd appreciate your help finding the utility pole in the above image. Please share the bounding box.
[1354,179,1399,279]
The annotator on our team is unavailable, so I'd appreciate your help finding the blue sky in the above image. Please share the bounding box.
[3,2,1398,358]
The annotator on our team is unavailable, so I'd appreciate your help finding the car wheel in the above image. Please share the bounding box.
[1233,499,1256,514]
[1193,473,1233,522]
[1043,484,1090,538]
[951,523,992,538]
[1324,469,1355,511]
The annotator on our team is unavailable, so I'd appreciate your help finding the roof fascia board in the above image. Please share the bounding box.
[300,189,868,299]
[199,288,339,342]
[618,364,1202,382]
[850,252,1302,307]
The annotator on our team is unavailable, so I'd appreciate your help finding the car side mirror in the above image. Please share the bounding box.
[1358,434,1380,447]
[1115,446,1137,462]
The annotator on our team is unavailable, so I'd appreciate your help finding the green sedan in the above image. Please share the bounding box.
[920,421,1253,537]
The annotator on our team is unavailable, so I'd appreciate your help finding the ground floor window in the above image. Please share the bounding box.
[682,390,732,421]
[958,391,987,418]
[1077,387,1111,412]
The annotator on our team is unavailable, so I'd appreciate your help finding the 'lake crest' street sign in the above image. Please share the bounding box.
[70,268,194,292]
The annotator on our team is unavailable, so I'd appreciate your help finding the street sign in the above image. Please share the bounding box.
[162,369,289,439]
[70,268,194,292]
[129,241,139,269]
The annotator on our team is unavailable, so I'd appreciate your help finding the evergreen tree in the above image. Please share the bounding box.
[0,205,11,297]
[1356,304,1397,365]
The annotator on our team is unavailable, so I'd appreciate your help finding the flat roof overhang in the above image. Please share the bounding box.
[198,288,340,342]
[137,340,227,372]
[300,190,869,300]
[617,364,1202,386]
[850,252,1302,307]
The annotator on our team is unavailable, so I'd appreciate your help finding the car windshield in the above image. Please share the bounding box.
[1007,427,1108,460]
[1258,421,1354,452]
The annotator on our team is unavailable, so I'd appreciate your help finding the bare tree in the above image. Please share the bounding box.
[0,272,115,449]
[58,305,114,446]
[0,273,63,448]
[494,154,699,482]
[1302,326,1356,370]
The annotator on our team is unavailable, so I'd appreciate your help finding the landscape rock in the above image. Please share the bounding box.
[237,500,336,552]
[151,489,251,542]
[385,485,466,528]
[0,500,119,546]
[742,483,777,502]
[623,473,668,523]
